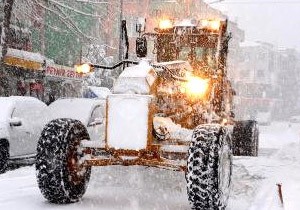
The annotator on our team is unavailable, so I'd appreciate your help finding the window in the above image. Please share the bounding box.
[88,106,103,125]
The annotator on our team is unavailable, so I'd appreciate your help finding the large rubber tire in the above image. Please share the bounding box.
[0,140,9,174]
[36,119,91,204]
[232,120,259,156]
[186,124,232,210]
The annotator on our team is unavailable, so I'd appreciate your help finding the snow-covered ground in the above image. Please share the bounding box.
[229,122,300,210]
[0,121,299,210]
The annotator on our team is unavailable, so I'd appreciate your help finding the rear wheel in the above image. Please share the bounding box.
[0,140,9,174]
[232,120,259,156]
[36,119,91,204]
[186,124,232,210]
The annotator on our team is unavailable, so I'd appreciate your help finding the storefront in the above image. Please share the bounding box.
[1,48,84,103]
[44,64,83,104]
[1,48,45,98]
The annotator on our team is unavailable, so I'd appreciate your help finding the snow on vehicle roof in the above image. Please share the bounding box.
[118,60,153,78]
[0,96,45,105]
[0,96,46,122]
[7,96,44,102]
[0,99,14,122]
[46,98,105,125]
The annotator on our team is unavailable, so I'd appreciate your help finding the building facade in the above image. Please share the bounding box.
[233,41,300,120]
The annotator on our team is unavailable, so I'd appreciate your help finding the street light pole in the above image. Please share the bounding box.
[118,0,124,61]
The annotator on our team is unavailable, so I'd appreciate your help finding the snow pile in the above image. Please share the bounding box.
[153,116,193,141]
[228,122,300,210]
[113,60,157,94]
[246,142,300,210]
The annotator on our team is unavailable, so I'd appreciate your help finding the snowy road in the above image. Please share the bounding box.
[0,122,300,210]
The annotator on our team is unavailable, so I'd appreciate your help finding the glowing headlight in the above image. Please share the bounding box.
[184,75,209,98]
[201,19,221,31]
[210,20,221,30]
[75,63,91,74]
[158,19,173,30]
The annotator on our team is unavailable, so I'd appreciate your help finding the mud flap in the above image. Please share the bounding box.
[232,120,259,156]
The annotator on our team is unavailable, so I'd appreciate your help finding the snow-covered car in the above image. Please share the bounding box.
[0,96,47,173]
[45,98,106,143]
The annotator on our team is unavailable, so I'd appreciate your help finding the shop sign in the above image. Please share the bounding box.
[4,56,42,70]
[46,65,83,80]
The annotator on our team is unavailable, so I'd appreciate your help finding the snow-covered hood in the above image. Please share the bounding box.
[45,98,106,126]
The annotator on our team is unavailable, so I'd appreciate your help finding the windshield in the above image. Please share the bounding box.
[178,46,218,70]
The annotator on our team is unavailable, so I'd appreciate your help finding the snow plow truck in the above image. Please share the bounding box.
[36,18,259,209]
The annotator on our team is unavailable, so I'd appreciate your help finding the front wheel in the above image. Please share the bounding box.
[36,119,91,204]
[186,124,232,210]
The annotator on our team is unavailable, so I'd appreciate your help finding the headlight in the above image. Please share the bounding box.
[158,19,173,30]
[75,63,91,74]
[201,19,221,31]
[184,75,209,99]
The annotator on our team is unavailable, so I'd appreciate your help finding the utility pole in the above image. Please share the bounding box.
[0,0,14,96]
[1,0,14,61]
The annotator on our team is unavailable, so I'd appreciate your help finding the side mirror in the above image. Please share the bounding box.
[88,117,104,127]
[9,117,22,127]
[136,37,147,58]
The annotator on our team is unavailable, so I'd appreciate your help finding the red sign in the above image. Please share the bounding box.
[46,65,83,79]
